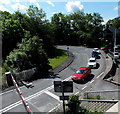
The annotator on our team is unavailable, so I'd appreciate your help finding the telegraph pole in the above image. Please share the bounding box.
[61,81,65,114]
[114,28,117,57]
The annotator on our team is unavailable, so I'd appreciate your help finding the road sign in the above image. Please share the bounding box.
[54,81,73,114]
[54,81,73,93]
[54,81,62,92]
[60,96,69,100]
[63,81,73,92]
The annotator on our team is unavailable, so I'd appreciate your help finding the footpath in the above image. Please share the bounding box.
[104,55,120,86]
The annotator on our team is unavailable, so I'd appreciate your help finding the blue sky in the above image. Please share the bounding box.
[0,0,120,23]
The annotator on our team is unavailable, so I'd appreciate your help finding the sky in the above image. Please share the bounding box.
[0,0,120,23]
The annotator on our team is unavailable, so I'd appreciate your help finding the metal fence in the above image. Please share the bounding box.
[84,89,120,100]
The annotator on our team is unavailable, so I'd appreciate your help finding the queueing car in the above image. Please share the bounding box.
[100,45,110,50]
[93,48,100,53]
[92,51,99,58]
[71,67,91,82]
[114,52,119,59]
[87,57,97,68]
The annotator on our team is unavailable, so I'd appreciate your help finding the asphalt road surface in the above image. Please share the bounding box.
[0,46,118,113]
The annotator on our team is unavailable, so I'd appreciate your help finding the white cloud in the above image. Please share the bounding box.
[36,2,40,9]
[114,5,120,11]
[30,0,37,3]
[46,1,55,7]
[0,0,10,4]
[66,1,84,12]
[0,5,10,12]
[14,0,20,3]
[11,3,28,13]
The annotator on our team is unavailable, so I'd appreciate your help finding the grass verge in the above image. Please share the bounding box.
[48,49,68,69]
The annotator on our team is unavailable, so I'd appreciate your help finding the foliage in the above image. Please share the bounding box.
[77,108,104,114]
[1,11,25,59]
[51,11,103,47]
[0,76,8,88]
[66,94,81,114]
[4,36,51,78]
[106,17,120,30]
[5,50,32,72]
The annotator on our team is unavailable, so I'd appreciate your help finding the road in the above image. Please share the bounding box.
[0,46,118,113]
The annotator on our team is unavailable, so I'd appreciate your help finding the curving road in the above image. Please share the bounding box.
[0,46,111,113]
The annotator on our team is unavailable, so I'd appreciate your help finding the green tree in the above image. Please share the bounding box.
[5,50,32,72]
[1,11,25,59]
[26,5,55,57]
[4,36,51,78]
[51,13,71,45]
[106,17,120,30]
[66,94,81,114]
[18,36,51,75]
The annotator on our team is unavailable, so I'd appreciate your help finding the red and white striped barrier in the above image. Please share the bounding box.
[11,73,33,113]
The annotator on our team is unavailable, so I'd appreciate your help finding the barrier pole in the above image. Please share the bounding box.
[11,73,33,114]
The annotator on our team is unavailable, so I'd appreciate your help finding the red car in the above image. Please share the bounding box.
[100,45,110,50]
[71,67,91,82]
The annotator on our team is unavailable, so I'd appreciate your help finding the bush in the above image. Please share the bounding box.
[66,94,81,114]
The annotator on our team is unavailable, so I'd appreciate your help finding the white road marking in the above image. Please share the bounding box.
[48,103,61,112]
[0,86,24,96]
[90,80,94,83]
[1,76,71,96]
[63,76,71,81]
[45,91,60,102]
[75,92,79,95]
[1,75,72,113]
[0,101,22,113]
[97,72,104,78]
[82,86,87,90]
[0,85,54,113]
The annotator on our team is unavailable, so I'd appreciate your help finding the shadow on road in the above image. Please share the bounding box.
[97,56,101,59]
[92,63,100,69]
[73,74,94,84]
[39,72,61,79]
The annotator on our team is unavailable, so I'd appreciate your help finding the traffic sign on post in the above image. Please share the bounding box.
[60,96,69,100]
[54,81,73,93]
[54,81,73,114]
[54,81,62,92]
[63,81,73,92]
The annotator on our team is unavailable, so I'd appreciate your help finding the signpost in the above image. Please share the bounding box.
[54,81,73,114]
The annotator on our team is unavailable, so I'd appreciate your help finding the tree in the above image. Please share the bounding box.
[5,50,32,72]
[51,11,103,47]
[1,11,25,59]
[4,36,51,78]
[18,36,51,75]
[51,13,71,45]
[26,5,55,57]
[106,17,120,30]
[66,94,81,114]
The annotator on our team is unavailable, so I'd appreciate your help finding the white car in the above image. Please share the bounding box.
[93,48,100,53]
[114,52,119,59]
[88,57,97,68]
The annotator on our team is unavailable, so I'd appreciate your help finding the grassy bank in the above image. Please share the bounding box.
[48,49,68,69]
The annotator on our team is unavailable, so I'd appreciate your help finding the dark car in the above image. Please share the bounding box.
[71,67,91,82]
[92,51,99,58]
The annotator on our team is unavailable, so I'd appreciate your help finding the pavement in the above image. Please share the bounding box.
[104,56,120,86]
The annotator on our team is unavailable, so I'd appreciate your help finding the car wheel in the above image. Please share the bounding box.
[81,78,84,82]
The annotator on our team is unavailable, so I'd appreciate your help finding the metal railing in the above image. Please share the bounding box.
[84,89,120,100]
